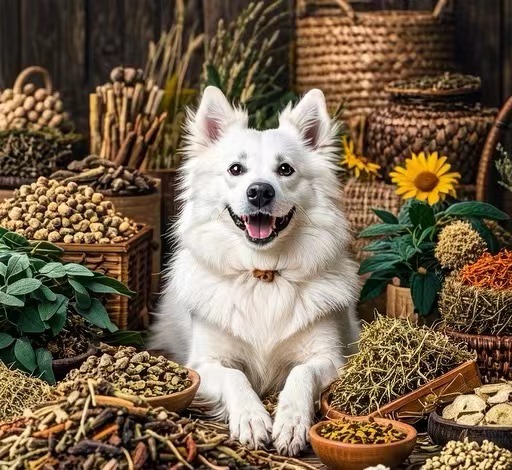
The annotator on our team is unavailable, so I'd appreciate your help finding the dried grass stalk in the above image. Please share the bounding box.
[0,361,55,421]
[329,316,474,416]
[440,276,512,335]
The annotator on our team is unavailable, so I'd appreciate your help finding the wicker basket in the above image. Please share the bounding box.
[0,66,72,132]
[445,329,512,384]
[59,225,153,330]
[295,0,455,120]
[477,96,512,202]
[365,81,497,185]
[342,178,402,260]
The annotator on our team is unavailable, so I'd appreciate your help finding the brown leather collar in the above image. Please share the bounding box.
[252,269,277,282]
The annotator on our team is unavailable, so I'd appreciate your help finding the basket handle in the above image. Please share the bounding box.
[432,0,450,19]
[476,96,512,201]
[13,66,53,94]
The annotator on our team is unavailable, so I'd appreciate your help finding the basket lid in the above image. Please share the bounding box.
[386,73,482,101]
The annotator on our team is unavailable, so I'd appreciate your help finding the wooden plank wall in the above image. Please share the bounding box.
[0,0,510,137]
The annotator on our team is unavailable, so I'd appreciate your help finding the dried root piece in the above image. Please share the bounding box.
[485,403,512,426]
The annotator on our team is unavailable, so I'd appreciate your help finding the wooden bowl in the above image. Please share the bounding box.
[321,360,481,423]
[309,417,417,470]
[428,410,512,450]
[52,345,97,381]
[144,369,200,413]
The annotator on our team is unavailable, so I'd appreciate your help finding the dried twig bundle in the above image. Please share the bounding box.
[328,316,473,416]
[89,67,167,170]
[0,361,55,421]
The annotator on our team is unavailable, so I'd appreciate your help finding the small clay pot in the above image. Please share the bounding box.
[144,369,200,412]
[52,345,97,381]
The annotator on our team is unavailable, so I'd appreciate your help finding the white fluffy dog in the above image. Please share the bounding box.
[151,86,360,456]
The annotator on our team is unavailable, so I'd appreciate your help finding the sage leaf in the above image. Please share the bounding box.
[411,271,441,316]
[0,332,14,349]
[14,338,37,373]
[0,291,25,307]
[39,262,67,278]
[77,298,118,333]
[6,254,30,279]
[443,202,509,221]
[35,348,55,384]
[6,278,41,296]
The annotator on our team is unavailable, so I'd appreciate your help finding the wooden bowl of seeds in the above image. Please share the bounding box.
[309,417,417,470]
[144,368,200,413]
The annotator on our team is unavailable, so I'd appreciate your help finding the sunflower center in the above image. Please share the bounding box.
[414,171,439,192]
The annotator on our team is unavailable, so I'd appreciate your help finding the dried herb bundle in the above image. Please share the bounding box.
[203,0,296,130]
[440,276,512,336]
[329,316,473,416]
[144,0,203,170]
[0,379,313,469]
[0,129,79,182]
[0,361,55,422]
[460,250,512,290]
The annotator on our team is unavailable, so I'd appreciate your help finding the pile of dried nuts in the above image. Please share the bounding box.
[0,84,72,132]
[318,418,406,445]
[421,439,512,470]
[51,155,157,195]
[0,177,138,243]
[63,345,191,397]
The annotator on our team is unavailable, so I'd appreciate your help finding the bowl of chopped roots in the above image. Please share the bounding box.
[309,416,417,470]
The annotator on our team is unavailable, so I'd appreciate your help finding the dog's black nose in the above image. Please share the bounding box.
[247,182,275,208]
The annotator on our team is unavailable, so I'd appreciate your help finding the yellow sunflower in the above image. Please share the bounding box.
[389,152,460,205]
[341,136,381,179]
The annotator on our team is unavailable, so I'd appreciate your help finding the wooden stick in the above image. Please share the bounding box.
[119,93,128,142]
[128,135,146,170]
[150,89,164,119]
[89,94,101,155]
[114,131,136,167]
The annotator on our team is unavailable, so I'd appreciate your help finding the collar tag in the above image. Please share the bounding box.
[253,269,277,282]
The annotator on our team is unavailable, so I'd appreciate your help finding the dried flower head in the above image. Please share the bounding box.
[435,220,487,271]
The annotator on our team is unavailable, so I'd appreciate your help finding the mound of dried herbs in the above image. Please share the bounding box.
[0,379,313,469]
[328,316,474,416]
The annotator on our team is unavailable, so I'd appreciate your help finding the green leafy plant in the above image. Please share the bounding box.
[202,0,297,130]
[359,199,509,316]
[0,228,133,383]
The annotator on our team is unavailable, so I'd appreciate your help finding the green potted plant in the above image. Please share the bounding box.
[358,198,509,319]
[0,228,133,383]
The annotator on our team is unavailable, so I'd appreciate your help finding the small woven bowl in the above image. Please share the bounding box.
[144,369,200,413]
[309,417,417,470]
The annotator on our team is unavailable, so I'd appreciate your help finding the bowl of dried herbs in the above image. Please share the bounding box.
[309,416,416,470]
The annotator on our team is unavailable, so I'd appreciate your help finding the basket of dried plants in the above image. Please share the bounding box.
[441,251,512,383]
[295,0,456,119]
[322,316,479,424]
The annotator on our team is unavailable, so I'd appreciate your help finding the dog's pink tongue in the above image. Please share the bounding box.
[246,216,273,239]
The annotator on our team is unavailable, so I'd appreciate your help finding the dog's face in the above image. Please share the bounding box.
[177,87,347,269]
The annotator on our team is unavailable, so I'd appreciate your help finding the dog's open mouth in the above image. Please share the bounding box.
[228,207,295,244]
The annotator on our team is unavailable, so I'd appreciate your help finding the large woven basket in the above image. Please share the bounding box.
[342,178,402,261]
[366,79,497,185]
[295,0,456,119]
[445,329,512,384]
[477,96,512,203]
[59,225,153,330]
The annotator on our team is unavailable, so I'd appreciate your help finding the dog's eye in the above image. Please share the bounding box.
[277,163,295,177]
[228,163,244,176]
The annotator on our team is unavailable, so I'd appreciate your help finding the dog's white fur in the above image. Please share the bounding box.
[151,87,360,456]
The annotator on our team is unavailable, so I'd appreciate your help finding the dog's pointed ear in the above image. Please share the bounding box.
[192,86,247,145]
[279,89,332,150]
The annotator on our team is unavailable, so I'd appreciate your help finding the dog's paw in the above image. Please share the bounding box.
[272,406,311,456]
[229,404,272,450]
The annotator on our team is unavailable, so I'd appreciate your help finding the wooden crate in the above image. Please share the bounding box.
[58,225,153,330]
